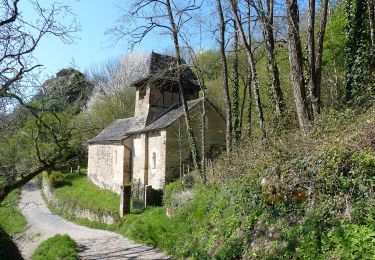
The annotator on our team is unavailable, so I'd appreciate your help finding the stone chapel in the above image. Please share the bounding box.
[87,52,226,197]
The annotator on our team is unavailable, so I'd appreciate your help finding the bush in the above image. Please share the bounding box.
[32,234,78,260]
[49,171,70,188]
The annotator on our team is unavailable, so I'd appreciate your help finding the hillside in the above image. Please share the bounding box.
[160,104,375,259]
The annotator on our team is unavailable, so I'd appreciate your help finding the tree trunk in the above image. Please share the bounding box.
[315,0,329,114]
[285,0,310,132]
[166,0,199,170]
[369,0,375,70]
[230,0,266,138]
[216,0,232,153]
[246,72,252,138]
[231,12,240,143]
[239,76,248,133]
[308,0,317,116]
[369,0,375,49]
[258,0,285,117]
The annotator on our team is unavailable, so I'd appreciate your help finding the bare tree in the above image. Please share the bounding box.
[308,0,329,116]
[85,53,151,127]
[231,0,241,143]
[368,0,375,61]
[307,0,317,116]
[254,0,285,118]
[230,0,266,138]
[0,0,78,203]
[216,0,232,153]
[110,0,201,170]
[285,0,310,132]
[314,0,329,114]
[165,0,200,170]
[182,41,208,184]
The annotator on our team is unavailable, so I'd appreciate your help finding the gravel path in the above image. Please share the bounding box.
[15,181,168,260]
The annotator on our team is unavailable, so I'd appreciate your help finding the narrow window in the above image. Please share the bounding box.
[152,152,156,169]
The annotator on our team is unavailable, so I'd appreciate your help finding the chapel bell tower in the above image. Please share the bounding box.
[131,52,201,123]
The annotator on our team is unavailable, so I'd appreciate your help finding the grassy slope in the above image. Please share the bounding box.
[52,171,119,215]
[161,105,375,259]
[0,189,27,234]
[46,172,170,248]
[32,234,78,260]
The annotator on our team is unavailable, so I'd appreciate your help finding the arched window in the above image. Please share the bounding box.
[152,152,156,169]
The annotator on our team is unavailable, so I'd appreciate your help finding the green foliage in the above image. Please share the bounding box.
[32,234,78,260]
[344,0,372,102]
[159,106,375,259]
[49,171,70,188]
[0,189,27,234]
[87,87,135,129]
[52,171,119,217]
[323,1,347,105]
[322,223,375,259]
[116,207,169,246]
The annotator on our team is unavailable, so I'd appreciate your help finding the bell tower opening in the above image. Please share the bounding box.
[131,52,201,123]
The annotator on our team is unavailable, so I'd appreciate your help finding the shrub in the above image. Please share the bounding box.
[49,171,70,188]
[323,223,375,259]
[32,234,78,260]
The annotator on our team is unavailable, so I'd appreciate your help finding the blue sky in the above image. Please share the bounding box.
[23,0,173,79]
[22,0,309,80]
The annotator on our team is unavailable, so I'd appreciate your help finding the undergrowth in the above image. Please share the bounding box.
[161,105,375,259]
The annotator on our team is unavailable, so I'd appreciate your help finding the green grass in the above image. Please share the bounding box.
[45,171,170,248]
[0,189,27,234]
[52,171,119,215]
[32,234,78,260]
[46,197,170,249]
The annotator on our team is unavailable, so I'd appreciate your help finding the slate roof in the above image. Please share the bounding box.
[130,52,200,90]
[88,98,203,144]
[87,116,146,144]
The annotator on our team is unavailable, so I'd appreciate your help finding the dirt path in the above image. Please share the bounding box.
[15,181,168,260]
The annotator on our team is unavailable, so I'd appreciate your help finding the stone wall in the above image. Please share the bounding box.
[131,131,167,190]
[132,133,147,185]
[147,130,166,189]
[87,143,125,194]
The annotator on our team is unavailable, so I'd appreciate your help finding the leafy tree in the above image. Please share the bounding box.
[345,0,372,102]
[0,0,78,203]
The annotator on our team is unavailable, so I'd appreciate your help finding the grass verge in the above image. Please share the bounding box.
[0,189,27,234]
[45,197,170,249]
[43,172,170,248]
[51,171,119,217]
[32,234,78,260]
